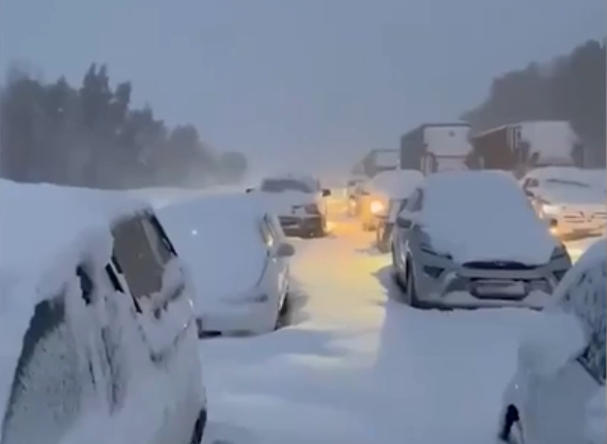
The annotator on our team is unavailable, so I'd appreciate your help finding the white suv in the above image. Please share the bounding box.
[498,238,606,444]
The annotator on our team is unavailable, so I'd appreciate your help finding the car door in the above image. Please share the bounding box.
[259,216,286,304]
[529,259,606,444]
[394,188,423,270]
[109,212,198,444]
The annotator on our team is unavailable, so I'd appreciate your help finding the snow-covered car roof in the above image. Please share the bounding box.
[419,171,557,264]
[158,193,269,310]
[367,169,424,200]
[0,180,150,280]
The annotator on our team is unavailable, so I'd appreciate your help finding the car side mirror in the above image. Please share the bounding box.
[246,188,254,193]
[322,189,331,197]
[524,189,533,197]
[275,242,295,258]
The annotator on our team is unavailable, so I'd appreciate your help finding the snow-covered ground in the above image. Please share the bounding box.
[200,218,553,444]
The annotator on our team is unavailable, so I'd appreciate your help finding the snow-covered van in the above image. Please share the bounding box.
[400,122,473,175]
[0,181,206,444]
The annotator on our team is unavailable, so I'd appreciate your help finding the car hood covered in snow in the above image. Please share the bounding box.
[537,184,606,206]
[420,171,557,265]
[158,193,268,313]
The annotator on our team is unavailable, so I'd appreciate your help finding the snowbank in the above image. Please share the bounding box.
[158,193,267,314]
[367,169,424,200]
[585,387,606,444]
[420,171,556,264]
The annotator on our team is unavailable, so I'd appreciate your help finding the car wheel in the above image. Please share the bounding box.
[189,409,207,444]
[275,293,290,330]
[405,262,420,308]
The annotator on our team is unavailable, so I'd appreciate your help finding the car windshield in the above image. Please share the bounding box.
[260,179,313,193]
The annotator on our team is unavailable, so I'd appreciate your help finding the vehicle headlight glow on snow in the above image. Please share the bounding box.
[370,200,384,214]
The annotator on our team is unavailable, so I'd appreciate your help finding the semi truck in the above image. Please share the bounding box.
[400,122,473,174]
[354,148,399,179]
[470,120,582,178]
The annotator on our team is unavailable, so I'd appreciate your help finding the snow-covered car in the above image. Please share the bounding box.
[0,181,206,444]
[359,169,424,233]
[521,167,607,238]
[247,174,331,238]
[498,238,606,444]
[367,169,425,252]
[158,194,295,336]
[391,171,571,309]
[346,176,368,216]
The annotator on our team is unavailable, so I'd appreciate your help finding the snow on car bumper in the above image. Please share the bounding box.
[197,301,277,336]
[278,215,324,236]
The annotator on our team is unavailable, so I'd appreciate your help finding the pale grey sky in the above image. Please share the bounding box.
[1,0,604,177]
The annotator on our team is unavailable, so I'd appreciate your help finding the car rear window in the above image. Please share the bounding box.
[261,179,313,193]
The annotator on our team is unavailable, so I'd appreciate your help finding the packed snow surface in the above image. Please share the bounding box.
[367,169,424,200]
[419,171,557,264]
[158,193,267,314]
[201,220,544,444]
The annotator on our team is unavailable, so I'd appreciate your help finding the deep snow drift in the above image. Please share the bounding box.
[200,220,545,444]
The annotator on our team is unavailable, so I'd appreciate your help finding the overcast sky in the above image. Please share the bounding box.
[1,0,604,177]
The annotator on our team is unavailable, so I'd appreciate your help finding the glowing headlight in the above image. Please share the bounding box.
[370,201,384,214]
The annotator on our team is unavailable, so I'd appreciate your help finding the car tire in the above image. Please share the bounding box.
[189,409,207,444]
[405,262,420,308]
[275,293,290,330]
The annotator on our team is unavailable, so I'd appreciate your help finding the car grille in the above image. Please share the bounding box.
[463,261,537,270]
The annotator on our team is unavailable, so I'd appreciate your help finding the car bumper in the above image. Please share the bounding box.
[279,215,325,236]
[197,300,278,336]
[411,254,568,309]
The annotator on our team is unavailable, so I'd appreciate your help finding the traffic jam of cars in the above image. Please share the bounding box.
[0,123,605,444]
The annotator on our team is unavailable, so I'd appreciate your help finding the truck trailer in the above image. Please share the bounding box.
[400,122,473,174]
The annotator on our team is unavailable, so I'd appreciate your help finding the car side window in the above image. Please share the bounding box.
[141,215,173,266]
[561,260,607,383]
[111,216,164,299]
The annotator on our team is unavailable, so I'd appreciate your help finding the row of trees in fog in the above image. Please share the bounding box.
[462,39,606,166]
[0,63,248,189]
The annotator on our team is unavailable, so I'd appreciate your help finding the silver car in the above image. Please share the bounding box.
[390,171,572,309]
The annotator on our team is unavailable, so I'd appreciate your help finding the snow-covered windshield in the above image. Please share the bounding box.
[260,179,314,193]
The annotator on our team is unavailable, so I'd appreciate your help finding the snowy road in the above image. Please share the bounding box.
[200,217,547,444]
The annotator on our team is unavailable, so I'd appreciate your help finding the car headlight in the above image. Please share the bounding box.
[551,244,568,259]
[420,242,452,259]
[370,201,384,214]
